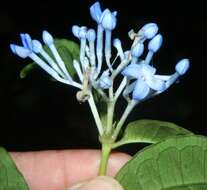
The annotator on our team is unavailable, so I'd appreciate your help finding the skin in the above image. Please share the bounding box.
[10,150,131,190]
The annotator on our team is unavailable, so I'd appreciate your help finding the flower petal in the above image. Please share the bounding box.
[11,45,31,58]
[100,9,117,30]
[97,70,112,89]
[87,29,96,41]
[154,74,171,81]
[141,63,156,76]
[124,81,136,95]
[132,79,150,100]
[90,2,102,23]
[72,25,80,38]
[32,40,42,53]
[131,43,144,58]
[122,64,142,78]
[145,75,166,91]
[24,33,33,50]
[148,34,163,53]
[20,34,27,48]
[79,26,88,39]
[10,44,16,54]
[140,23,158,39]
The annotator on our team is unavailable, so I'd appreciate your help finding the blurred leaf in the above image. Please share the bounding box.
[20,63,37,79]
[19,39,79,79]
[0,147,29,190]
[54,39,79,78]
[116,135,207,190]
[113,119,192,148]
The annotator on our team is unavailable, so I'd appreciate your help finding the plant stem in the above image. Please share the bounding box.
[112,100,138,140]
[111,59,130,79]
[98,143,112,175]
[106,101,115,134]
[96,87,109,102]
[88,93,104,135]
[105,85,114,134]
[114,77,127,102]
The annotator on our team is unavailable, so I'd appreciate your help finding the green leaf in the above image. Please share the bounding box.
[113,119,192,147]
[165,184,207,190]
[0,147,29,190]
[20,63,37,79]
[116,135,207,190]
[19,39,79,79]
[54,39,79,78]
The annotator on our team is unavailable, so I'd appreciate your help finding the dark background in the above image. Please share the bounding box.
[0,0,203,154]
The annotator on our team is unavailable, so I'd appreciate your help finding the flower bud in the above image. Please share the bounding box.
[10,44,16,54]
[148,34,163,53]
[113,38,121,48]
[90,2,102,23]
[32,40,43,53]
[42,30,54,45]
[20,33,32,50]
[131,43,144,57]
[87,29,96,41]
[10,44,31,58]
[79,26,87,39]
[72,25,80,38]
[98,71,112,89]
[100,9,117,30]
[141,23,158,39]
[175,59,190,75]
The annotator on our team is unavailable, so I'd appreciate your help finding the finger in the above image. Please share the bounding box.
[10,150,131,190]
[67,176,123,190]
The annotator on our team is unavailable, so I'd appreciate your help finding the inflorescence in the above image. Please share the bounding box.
[10,2,190,136]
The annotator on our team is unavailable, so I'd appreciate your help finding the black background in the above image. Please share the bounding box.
[0,0,204,154]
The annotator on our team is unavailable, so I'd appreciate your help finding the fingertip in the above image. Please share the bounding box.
[107,152,131,176]
[67,176,123,190]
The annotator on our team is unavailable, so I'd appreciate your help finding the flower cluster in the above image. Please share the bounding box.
[10,2,189,103]
[10,2,189,136]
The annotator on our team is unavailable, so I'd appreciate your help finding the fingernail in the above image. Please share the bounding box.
[66,181,86,190]
[67,176,123,190]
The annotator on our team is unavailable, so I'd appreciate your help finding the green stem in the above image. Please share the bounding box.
[111,59,130,80]
[98,143,112,175]
[88,94,104,135]
[114,77,127,102]
[112,100,138,140]
[106,101,115,134]
[105,84,114,134]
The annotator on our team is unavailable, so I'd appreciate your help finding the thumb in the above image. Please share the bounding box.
[67,176,123,190]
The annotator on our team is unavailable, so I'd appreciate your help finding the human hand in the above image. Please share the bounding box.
[10,150,131,190]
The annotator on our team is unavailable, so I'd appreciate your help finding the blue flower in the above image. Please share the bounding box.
[90,2,117,30]
[139,23,158,39]
[86,29,96,41]
[144,34,163,65]
[90,2,103,23]
[148,34,163,53]
[175,59,190,75]
[97,70,112,89]
[20,33,33,50]
[131,43,144,58]
[10,33,33,58]
[100,9,117,30]
[10,31,83,88]
[10,44,31,58]
[72,26,87,39]
[42,30,54,45]
[122,63,166,100]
